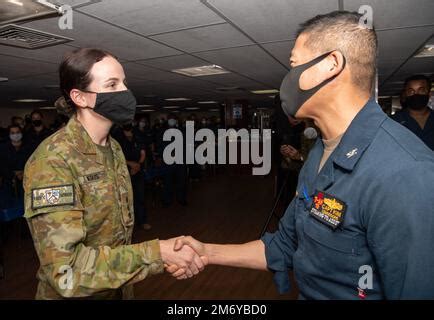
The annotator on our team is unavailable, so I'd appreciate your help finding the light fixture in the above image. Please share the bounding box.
[38,106,56,109]
[137,104,154,108]
[172,65,230,77]
[0,77,8,82]
[13,98,46,102]
[185,107,200,111]
[198,101,218,104]
[163,106,180,109]
[1,0,62,24]
[216,86,241,91]
[251,89,280,95]
[140,109,155,112]
[415,44,434,58]
[164,97,190,102]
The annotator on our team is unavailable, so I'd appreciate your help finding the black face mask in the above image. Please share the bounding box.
[32,120,42,127]
[84,90,137,125]
[279,51,346,117]
[404,94,430,111]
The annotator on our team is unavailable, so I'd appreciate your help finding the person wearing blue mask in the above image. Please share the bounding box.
[392,75,434,150]
[166,11,434,300]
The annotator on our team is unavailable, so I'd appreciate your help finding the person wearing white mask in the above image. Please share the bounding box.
[0,125,32,199]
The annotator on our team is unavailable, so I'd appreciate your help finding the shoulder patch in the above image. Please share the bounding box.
[32,184,75,210]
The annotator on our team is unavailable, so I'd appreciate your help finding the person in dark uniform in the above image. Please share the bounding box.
[166,11,434,299]
[156,116,188,208]
[0,124,32,201]
[24,110,52,151]
[118,123,151,230]
[135,115,155,168]
[391,75,433,150]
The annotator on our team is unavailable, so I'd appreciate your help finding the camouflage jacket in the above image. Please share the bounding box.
[23,115,163,299]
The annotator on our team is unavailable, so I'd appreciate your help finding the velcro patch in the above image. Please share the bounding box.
[32,184,75,209]
[310,190,347,230]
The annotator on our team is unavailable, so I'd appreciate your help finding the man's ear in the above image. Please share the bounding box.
[327,51,345,77]
[70,89,88,108]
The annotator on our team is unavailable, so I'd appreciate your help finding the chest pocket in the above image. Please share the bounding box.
[303,216,362,255]
[79,171,114,228]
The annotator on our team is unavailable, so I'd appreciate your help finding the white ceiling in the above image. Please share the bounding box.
[0,0,433,110]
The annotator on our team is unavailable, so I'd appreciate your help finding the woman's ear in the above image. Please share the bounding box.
[70,89,88,108]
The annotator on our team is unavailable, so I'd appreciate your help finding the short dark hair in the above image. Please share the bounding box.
[30,110,43,118]
[59,48,116,104]
[8,124,22,133]
[297,11,378,92]
[404,74,432,91]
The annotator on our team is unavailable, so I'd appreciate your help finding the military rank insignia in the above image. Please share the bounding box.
[31,184,75,209]
[310,190,347,229]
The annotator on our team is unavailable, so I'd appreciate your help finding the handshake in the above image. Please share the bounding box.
[159,236,208,280]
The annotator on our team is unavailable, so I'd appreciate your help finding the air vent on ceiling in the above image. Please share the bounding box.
[0,24,73,49]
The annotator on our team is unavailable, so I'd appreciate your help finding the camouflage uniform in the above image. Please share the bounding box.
[23,115,163,299]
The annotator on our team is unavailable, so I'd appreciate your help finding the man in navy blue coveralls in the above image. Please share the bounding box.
[166,11,434,299]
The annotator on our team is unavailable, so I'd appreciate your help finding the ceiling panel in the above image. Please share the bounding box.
[0,44,76,64]
[393,57,434,78]
[122,62,183,82]
[377,26,434,62]
[20,12,181,60]
[345,0,434,30]
[261,40,295,67]
[136,54,207,71]
[150,23,254,53]
[76,0,225,35]
[207,0,338,42]
[195,73,264,88]
[0,55,57,80]
[195,45,288,88]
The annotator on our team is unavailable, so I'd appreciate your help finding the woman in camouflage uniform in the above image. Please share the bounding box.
[24,48,205,299]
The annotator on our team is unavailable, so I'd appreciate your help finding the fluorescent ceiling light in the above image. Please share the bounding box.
[0,77,8,82]
[38,106,55,109]
[137,104,154,108]
[172,65,230,77]
[415,44,434,58]
[13,98,46,102]
[251,89,280,95]
[1,0,61,24]
[209,109,220,112]
[165,97,190,101]
[198,101,218,104]
[185,107,200,111]
[163,106,180,109]
[140,109,155,112]
[216,86,240,91]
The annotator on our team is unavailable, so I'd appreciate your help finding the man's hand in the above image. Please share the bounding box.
[280,145,302,161]
[127,161,141,175]
[165,236,209,280]
[160,236,206,279]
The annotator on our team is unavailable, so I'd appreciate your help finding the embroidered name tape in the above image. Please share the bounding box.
[310,190,347,229]
[32,184,75,209]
